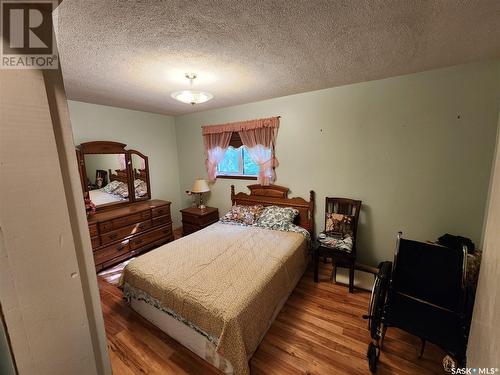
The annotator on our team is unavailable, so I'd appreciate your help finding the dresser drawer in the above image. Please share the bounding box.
[91,236,100,249]
[94,240,130,265]
[99,210,151,233]
[183,210,219,226]
[152,214,171,227]
[130,225,172,250]
[151,205,170,218]
[100,220,152,245]
[89,223,98,237]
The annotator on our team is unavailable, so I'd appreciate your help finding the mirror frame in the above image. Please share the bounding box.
[129,149,151,202]
[76,141,152,211]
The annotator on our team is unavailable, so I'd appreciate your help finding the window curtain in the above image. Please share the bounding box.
[202,116,279,184]
[202,131,232,181]
[238,125,279,185]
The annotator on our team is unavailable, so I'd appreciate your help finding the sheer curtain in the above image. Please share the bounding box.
[239,125,279,185]
[203,132,232,181]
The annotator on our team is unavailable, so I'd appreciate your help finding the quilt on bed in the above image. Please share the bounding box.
[120,222,308,375]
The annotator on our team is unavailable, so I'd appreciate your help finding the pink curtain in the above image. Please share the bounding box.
[202,117,279,184]
[239,125,279,185]
[203,132,232,181]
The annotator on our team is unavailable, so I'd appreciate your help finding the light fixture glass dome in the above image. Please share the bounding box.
[171,73,214,105]
[171,90,213,105]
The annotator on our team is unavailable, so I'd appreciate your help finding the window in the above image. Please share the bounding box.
[216,133,271,179]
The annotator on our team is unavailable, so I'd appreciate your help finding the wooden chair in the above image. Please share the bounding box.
[316,197,362,292]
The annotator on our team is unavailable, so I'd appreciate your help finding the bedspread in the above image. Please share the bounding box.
[120,222,308,375]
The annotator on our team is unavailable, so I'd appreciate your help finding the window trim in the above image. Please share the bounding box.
[216,174,258,180]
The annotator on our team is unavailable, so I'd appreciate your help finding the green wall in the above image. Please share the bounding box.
[175,61,500,265]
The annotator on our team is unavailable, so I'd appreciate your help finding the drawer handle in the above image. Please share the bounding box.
[117,245,125,251]
[109,233,118,240]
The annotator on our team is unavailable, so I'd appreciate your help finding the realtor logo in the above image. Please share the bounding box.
[1,0,58,69]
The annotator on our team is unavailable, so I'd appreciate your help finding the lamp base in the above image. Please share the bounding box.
[198,204,206,210]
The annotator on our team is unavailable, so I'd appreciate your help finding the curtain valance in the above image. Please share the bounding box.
[201,116,280,135]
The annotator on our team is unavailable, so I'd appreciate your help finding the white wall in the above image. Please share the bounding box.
[68,101,182,226]
[467,109,500,367]
[175,61,500,265]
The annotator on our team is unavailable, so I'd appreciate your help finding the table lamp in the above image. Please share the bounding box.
[191,179,210,209]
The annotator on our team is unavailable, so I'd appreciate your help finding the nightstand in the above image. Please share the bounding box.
[180,207,219,235]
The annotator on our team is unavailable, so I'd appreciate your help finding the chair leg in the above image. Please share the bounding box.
[418,338,426,359]
[348,264,354,293]
[332,263,337,283]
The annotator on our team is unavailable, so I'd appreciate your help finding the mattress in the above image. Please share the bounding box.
[121,222,308,375]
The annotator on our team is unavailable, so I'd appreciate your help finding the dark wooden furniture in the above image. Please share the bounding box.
[231,184,315,234]
[109,168,128,184]
[314,197,362,293]
[89,199,173,271]
[180,207,219,235]
[76,140,170,271]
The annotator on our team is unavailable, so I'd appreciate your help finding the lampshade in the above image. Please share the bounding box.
[191,179,210,193]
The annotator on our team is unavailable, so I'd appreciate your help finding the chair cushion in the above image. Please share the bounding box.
[319,235,353,253]
[325,212,354,236]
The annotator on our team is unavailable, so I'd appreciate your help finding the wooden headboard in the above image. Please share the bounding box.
[109,169,128,184]
[134,168,148,182]
[231,184,315,235]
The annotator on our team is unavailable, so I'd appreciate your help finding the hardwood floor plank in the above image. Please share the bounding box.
[98,262,446,374]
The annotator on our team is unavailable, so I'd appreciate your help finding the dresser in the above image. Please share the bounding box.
[88,200,173,271]
[180,206,219,235]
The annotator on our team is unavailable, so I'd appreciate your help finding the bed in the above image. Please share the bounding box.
[88,169,130,205]
[120,185,315,375]
[88,189,126,206]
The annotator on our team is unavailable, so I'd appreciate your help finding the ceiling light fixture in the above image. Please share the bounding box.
[171,73,213,105]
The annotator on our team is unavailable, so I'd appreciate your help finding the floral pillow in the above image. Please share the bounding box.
[325,213,354,236]
[101,180,122,194]
[220,205,265,225]
[256,205,299,230]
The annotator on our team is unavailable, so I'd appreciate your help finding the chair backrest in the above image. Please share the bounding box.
[324,197,362,247]
[391,236,466,313]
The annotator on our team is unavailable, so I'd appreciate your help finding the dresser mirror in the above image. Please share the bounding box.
[76,141,151,210]
[130,151,150,201]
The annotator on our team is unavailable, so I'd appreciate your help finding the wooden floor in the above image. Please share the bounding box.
[98,261,447,374]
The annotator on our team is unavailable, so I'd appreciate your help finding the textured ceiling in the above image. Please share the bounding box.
[55,0,500,116]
